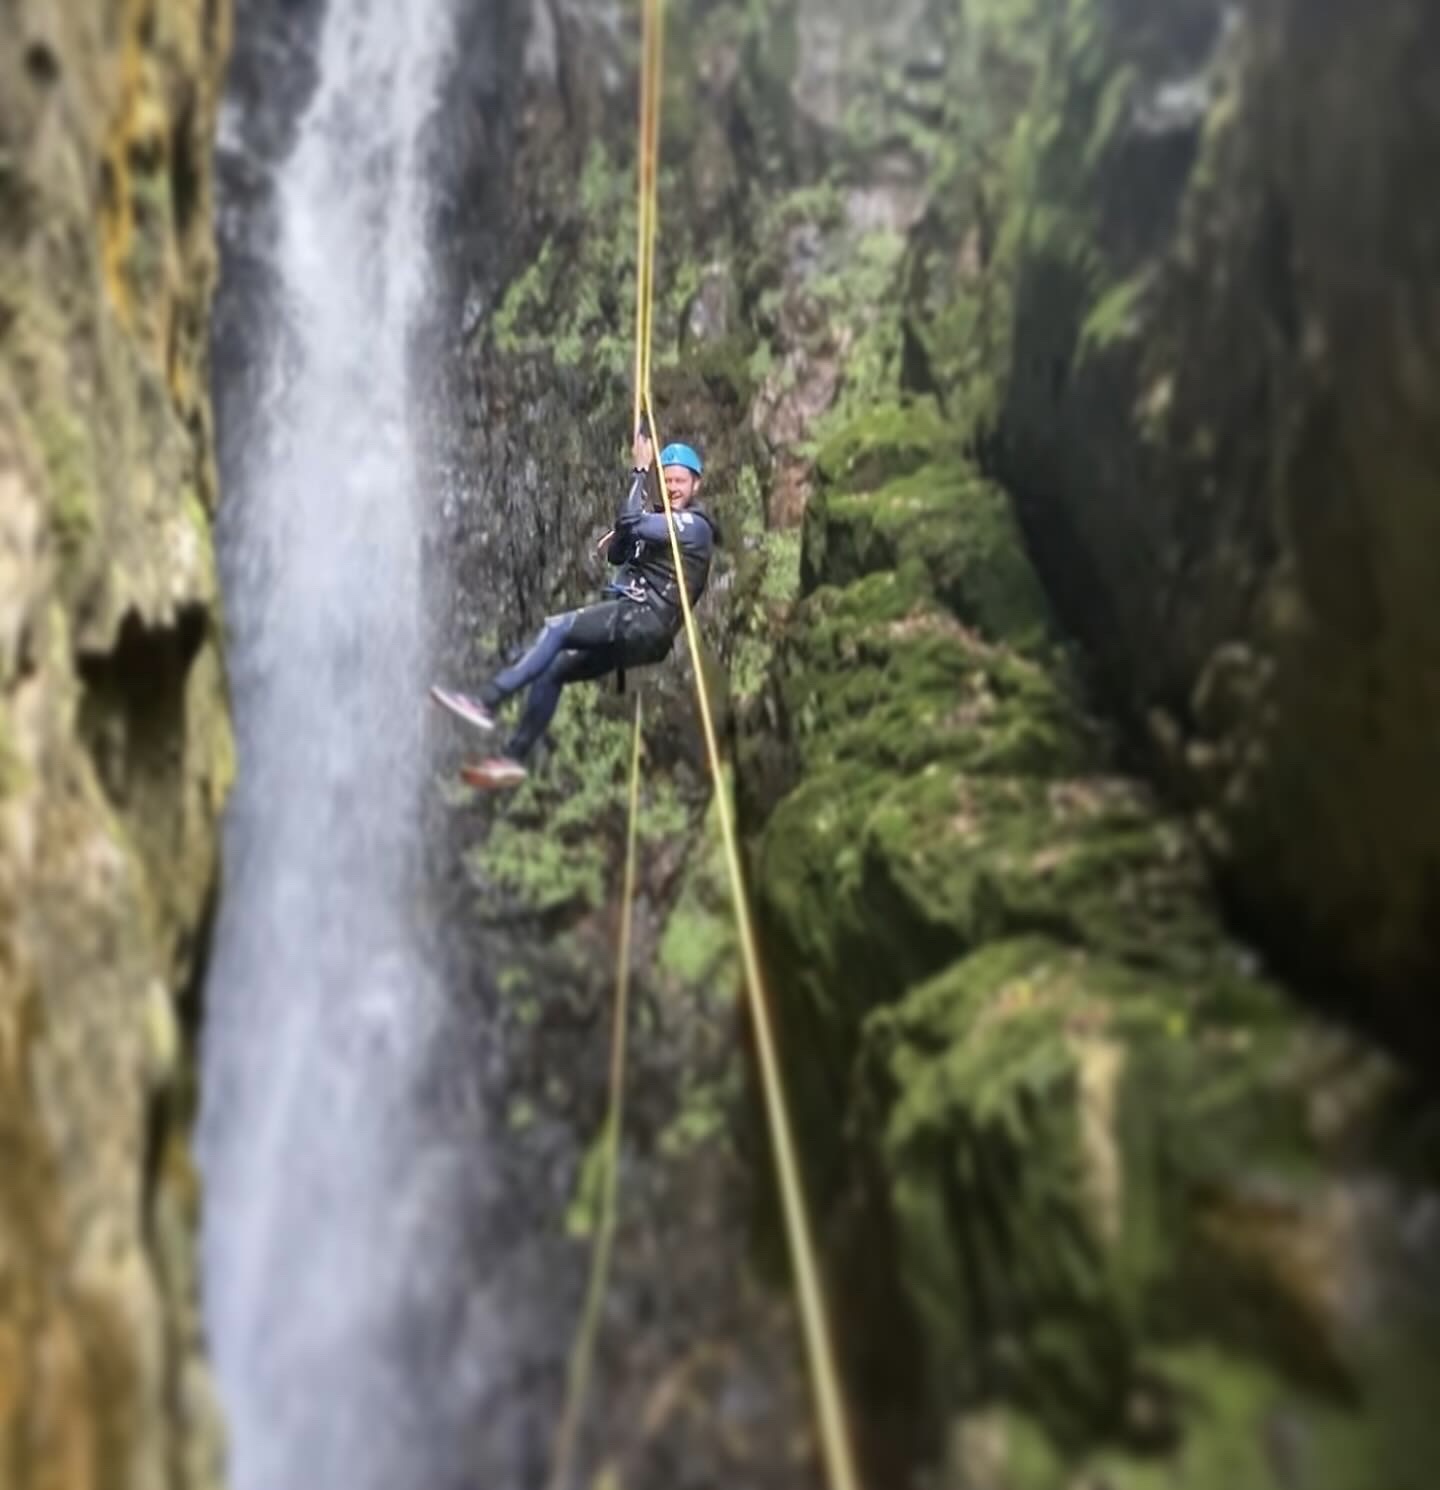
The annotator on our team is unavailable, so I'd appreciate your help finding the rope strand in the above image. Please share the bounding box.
[547,697,645,1490]
[550,2,862,1485]
[642,388,862,1490]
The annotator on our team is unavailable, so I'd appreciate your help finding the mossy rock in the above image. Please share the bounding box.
[943,1337,1434,1490]
[859,934,1418,1458]
[871,768,1221,981]
[755,758,1226,1124]
[803,447,1053,653]
[778,574,1088,779]
[814,399,953,494]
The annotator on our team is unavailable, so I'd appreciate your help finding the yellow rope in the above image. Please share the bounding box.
[551,2,863,1485]
[547,695,645,1490]
[634,1,861,1484]
[549,5,663,1480]
[631,0,657,431]
[642,386,863,1490]
[633,0,663,429]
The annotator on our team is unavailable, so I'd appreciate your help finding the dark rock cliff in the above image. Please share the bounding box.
[425,0,1440,1485]
[994,0,1440,1065]
[742,0,1440,1483]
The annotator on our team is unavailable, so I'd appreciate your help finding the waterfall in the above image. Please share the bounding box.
[197,4,497,1487]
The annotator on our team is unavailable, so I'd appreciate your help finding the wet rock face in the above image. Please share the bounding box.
[421,4,820,1484]
[994,0,1440,1060]
[728,0,1440,1481]
[0,2,233,1486]
[418,0,971,1483]
[753,391,1440,1490]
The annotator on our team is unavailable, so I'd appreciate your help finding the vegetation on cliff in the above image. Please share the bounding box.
[428,1,1440,1486]
[9,0,1430,1486]
[994,0,1440,1062]
[0,2,233,1486]
[738,1,1440,1483]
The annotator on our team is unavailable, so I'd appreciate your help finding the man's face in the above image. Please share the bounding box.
[663,465,700,509]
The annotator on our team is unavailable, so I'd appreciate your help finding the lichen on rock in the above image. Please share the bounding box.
[994,0,1440,1062]
[0,3,233,1485]
[425,0,1440,1484]
[752,394,1440,1482]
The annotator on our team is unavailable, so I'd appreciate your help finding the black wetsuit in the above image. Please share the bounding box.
[482,470,718,760]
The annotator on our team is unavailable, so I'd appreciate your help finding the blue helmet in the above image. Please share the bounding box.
[659,442,704,477]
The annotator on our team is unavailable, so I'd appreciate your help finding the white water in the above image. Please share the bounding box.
[199,4,481,1487]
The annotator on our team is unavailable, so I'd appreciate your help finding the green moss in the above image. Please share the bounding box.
[1023,198,1104,288]
[36,405,96,557]
[125,163,173,299]
[1084,63,1138,171]
[487,142,639,383]
[756,182,845,243]
[657,780,739,994]
[861,935,1348,1448]
[466,677,695,916]
[758,527,801,604]
[490,239,555,353]
[730,632,772,704]
[469,822,607,917]
[564,1127,612,1240]
[0,708,28,796]
[658,897,734,987]
[730,462,766,546]
[579,139,624,217]
[814,400,952,493]
[657,1080,729,1158]
[777,577,1085,779]
[680,330,760,410]
[857,768,1226,975]
[496,963,532,999]
[964,1343,1431,1490]
[485,118,744,389]
[182,483,211,534]
[812,230,907,319]
[466,687,631,914]
[803,445,1053,651]
[1078,272,1149,360]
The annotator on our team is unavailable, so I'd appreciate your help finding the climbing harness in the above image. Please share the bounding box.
[549,1,863,1487]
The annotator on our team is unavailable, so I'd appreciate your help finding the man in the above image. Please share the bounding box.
[431,428,718,789]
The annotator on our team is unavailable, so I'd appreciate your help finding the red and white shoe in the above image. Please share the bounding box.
[430,685,497,734]
[460,757,528,791]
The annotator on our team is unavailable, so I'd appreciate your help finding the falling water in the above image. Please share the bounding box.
[196,3,496,1487]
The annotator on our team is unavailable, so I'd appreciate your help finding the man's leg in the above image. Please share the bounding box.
[484,602,627,707]
[503,646,618,762]
[433,602,627,736]
[501,602,676,763]
[461,648,610,789]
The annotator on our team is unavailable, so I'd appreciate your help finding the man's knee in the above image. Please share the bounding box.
[539,610,578,641]
[544,649,580,682]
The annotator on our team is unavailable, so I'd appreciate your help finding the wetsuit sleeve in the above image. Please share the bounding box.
[604,470,650,563]
[604,528,639,565]
[626,509,714,558]
[618,469,649,522]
